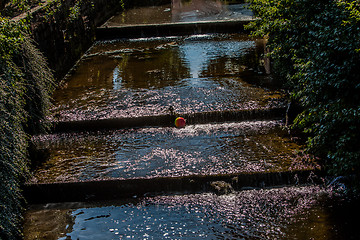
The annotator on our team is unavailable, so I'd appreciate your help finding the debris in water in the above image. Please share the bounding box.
[175,117,186,128]
[210,181,234,195]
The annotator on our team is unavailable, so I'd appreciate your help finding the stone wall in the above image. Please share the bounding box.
[25,0,170,80]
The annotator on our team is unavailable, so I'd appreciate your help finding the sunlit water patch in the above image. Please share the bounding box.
[52,34,281,122]
[30,120,303,183]
[24,185,359,240]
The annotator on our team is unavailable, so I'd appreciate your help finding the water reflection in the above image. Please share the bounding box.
[23,208,75,240]
[102,0,253,27]
[30,121,302,183]
[111,42,188,89]
[24,186,359,240]
[172,0,223,22]
[179,37,254,78]
[52,34,281,121]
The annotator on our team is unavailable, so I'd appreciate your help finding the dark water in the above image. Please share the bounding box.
[23,185,360,240]
[102,1,253,27]
[52,34,280,122]
[30,120,307,183]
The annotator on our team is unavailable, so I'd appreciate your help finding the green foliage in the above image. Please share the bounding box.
[0,17,28,57]
[120,0,125,10]
[0,18,27,240]
[0,0,42,18]
[69,0,81,21]
[246,0,360,176]
[0,17,54,239]
[41,0,62,21]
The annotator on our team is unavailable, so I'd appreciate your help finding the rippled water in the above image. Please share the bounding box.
[30,120,304,183]
[24,185,359,240]
[102,1,253,27]
[52,34,281,121]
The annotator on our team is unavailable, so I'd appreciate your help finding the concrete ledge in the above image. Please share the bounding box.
[52,107,286,133]
[23,170,322,204]
[96,19,253,40]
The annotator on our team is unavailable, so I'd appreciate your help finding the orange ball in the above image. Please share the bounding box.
[175,117,186,128]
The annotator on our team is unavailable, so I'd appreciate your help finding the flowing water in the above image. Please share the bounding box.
[24,2,358,238]
[52,34,280,122]
[30,120,306,183]
[24,185,359,240]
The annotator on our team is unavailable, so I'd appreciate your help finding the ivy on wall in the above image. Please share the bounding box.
[246,0,360,179]
[0,17,54,239]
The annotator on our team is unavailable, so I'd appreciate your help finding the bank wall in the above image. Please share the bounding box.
[20,0,170,80]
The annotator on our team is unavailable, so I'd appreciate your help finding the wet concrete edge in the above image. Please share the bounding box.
[96,20,253,40]
[51,107,286,133]
[23,170,323,204]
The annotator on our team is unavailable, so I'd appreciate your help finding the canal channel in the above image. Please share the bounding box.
[23,1,359,239]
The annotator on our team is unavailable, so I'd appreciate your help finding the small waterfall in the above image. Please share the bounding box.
[23,170,322,204]
[51,107,286,133]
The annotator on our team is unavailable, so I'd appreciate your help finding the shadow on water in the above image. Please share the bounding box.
[52,34,281,122]
[23,185,360,240]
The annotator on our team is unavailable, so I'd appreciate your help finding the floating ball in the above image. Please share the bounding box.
[175,117,186,128]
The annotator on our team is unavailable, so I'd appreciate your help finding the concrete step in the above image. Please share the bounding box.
[96,19,253,40]
[51,107,286,133]
[23,169,322,204]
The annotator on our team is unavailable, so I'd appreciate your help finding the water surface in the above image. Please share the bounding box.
[102,1,253,27]
[24,185,359,240]
[52,34,280,122]
[30,120,305,183]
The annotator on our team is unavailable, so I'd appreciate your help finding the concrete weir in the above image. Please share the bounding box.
[52,107,286,133]
[96,19,252,40]
[23,170,322,204]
